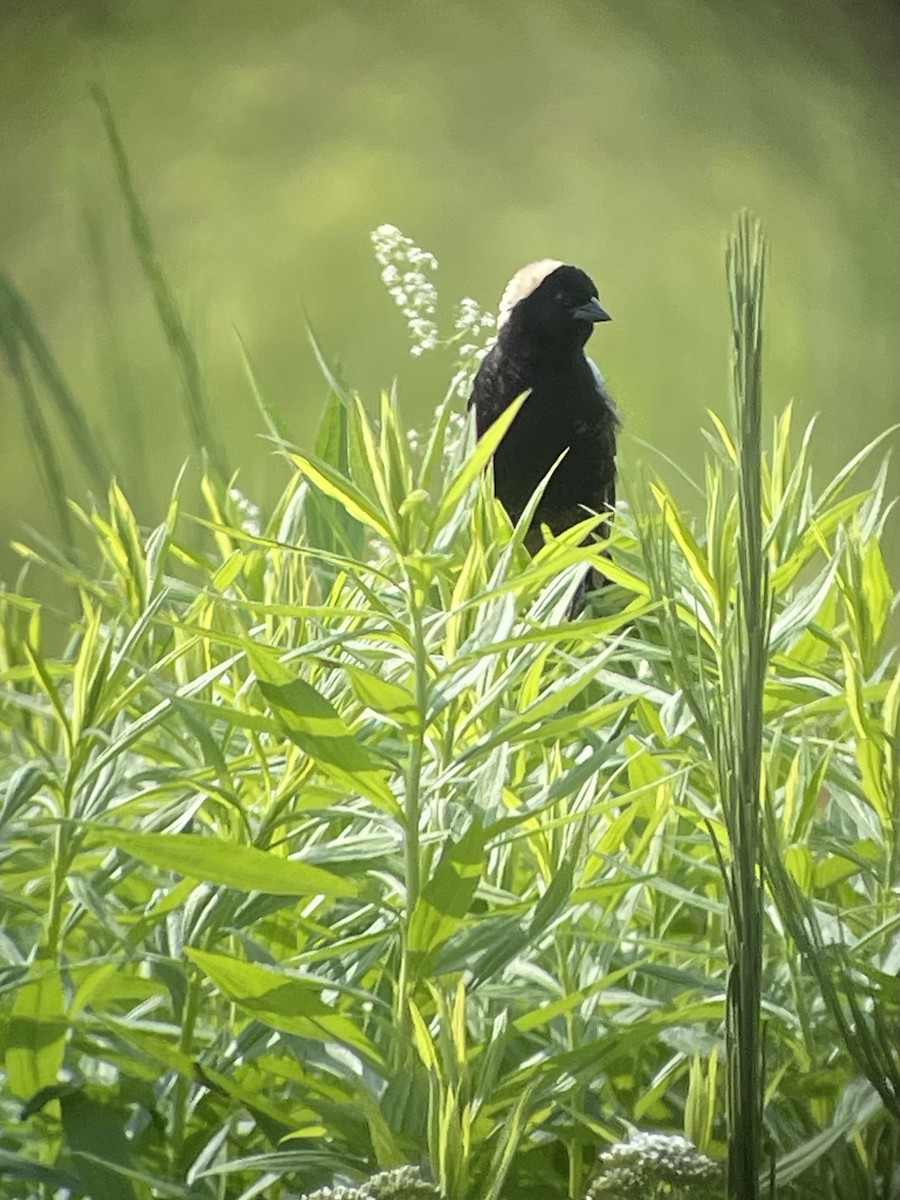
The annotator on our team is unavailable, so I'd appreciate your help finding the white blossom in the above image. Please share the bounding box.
[370,224,496,387]
[300,1163,439,1200]
[227,486,262,537]
[587,1130,721,1199]
[370,224,440,356]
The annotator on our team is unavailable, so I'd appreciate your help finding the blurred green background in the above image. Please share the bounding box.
[1,0,897,584]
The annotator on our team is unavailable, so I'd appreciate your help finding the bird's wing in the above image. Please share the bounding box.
[583,354,618,523]
[468,343,522,434]
[587,356,621,428]
[587,355,606,389]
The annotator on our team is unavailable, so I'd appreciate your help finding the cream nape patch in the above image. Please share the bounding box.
[496,259,565,327]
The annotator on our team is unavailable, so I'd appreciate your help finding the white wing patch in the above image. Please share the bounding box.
[587,355,621,424]
[497,259,564,327]
[587,356,606,389]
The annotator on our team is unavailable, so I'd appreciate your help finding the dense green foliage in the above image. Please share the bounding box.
[0,96,897,1195]
[1,259,898,1197]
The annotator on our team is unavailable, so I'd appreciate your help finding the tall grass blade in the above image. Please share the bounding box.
[81,203,148,498]
[722,210,770,1200]
[0,274,112,494]
[92,85,228,479]
[0,300,73,544]
[234,330,295,449]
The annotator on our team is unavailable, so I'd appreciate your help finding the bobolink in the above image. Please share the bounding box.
[468,259,619,607]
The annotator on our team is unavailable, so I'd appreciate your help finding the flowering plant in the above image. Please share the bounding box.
[370,224,495,399]
[586,1131,722,1200]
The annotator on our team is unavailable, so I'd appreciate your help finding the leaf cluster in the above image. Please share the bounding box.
[1,344,897,1199]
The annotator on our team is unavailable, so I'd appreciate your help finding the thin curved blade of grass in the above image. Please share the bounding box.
[0,274,111,495]
[0,308,73,544]
[92,85,228,480]
[81,203,147,498]
[430,392,527,539]
[234,329,295,448]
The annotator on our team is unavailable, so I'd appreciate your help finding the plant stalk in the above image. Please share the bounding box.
[722,211,770,1200]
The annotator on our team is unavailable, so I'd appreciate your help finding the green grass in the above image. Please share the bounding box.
[0,202,898,1198]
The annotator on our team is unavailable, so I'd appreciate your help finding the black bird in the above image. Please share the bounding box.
[468,259,619,607]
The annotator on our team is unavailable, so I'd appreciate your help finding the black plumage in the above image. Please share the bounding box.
[468,260,619,603]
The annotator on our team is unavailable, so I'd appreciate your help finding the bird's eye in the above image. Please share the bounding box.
[554,291,569,305]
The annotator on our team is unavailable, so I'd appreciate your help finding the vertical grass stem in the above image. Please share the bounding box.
[722,211,771,1200]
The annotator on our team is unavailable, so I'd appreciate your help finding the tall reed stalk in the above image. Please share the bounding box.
[718,212,771,1199]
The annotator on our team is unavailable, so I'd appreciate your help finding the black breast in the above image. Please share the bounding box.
[470,345,618,543]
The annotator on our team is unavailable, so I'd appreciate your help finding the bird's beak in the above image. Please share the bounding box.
[573,297,612,323]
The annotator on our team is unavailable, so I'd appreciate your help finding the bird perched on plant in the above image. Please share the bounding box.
[468,259,619,608]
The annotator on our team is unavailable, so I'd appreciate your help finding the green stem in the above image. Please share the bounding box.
[723,211,769,1200]
[46,773,78,957]
[171,972,200,1166]
[46,824,70,958]
[396,570,428,1049]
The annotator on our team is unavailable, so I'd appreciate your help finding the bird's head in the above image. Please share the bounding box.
[497,260,611,352]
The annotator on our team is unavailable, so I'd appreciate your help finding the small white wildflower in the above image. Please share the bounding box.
[227,486,262,537]
[445,411,467,437]
[448,295,496,396]
[449,367,472,400]
[371,224,440,356]
[453,295,494,340]
[371,223,499,381]
[408,248,438,270]
[588,1130,721,1199]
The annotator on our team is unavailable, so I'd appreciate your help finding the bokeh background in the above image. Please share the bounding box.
[1,0,898,586]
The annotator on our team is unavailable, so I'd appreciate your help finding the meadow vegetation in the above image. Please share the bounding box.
[0,112,897,1200]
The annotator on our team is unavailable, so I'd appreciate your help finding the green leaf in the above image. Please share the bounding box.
[346,665,419,728]
[430,392,527,536]
[5,960,67,1103]
[290,449,392,540]
[60,1092,147,1200]
[653,483,718,611]
[771,1078,882,1186]
[408,820,488,969]
[93,86,227,479]
[250,646,399,816]
[97,830,358,899]
[187,949,382,1066]
[304,390,367,560]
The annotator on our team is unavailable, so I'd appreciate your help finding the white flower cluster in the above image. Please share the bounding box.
[227,485,262,536]
[370,224,497,399]
[444,409,468,446]
[371,224,439,356]
[587,1131,721,1200]
[450,295,496,399]
[453,295,496,358]
[300,1164,439,1200]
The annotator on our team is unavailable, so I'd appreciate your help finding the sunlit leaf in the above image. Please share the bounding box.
[188,949,382,1066]
[99,830,358,898]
